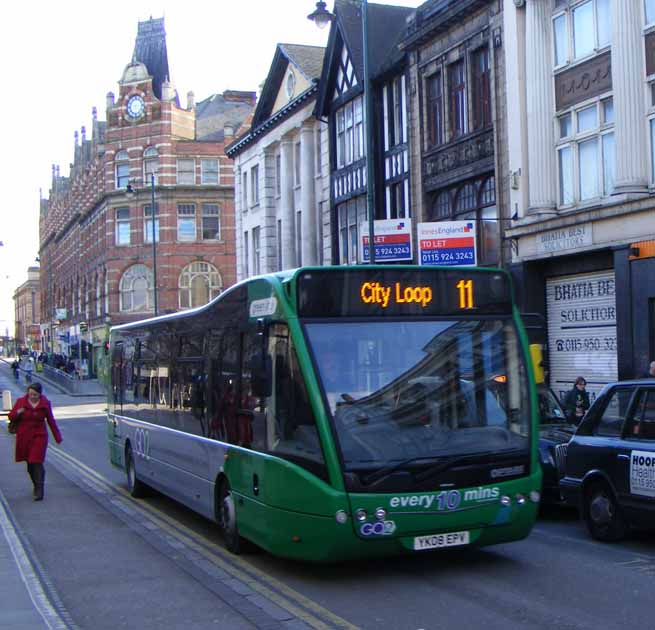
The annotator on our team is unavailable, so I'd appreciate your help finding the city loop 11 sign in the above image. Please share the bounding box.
[296,268,512,318]
[418,221,477,267]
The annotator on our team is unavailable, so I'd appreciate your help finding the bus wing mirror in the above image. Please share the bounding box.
[251,355,272,398]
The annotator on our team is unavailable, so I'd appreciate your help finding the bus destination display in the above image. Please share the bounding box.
[297,268,512,317]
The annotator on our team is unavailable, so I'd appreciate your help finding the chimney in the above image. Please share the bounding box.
[106,92,115,109]
[224,124,234,138]
[81,126,86,143]
[187,90,195,110]
[74,130,79,146]
[92,106,98,121]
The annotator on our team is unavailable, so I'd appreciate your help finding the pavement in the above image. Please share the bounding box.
[0,362,106,629]
[0,358,106,398]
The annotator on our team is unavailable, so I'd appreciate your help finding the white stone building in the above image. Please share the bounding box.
[504,0,655,391]
[226,44,330,279]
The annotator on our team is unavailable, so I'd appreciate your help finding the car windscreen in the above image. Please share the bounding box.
[304,318,530,472]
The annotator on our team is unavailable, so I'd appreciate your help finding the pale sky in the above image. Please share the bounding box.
[0,0,419,335]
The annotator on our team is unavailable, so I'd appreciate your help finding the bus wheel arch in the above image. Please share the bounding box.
[125,442,147,498]
[216,477,242,554]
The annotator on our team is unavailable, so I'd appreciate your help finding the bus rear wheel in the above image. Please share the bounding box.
[218,480,242,554]
[583,480,626,542]
[126,445,147,498]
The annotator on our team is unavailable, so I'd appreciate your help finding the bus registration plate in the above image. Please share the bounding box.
[413,531,469,551]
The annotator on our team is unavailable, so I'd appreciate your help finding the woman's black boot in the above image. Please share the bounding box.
[33,464,44,501]
[27,463,36,497]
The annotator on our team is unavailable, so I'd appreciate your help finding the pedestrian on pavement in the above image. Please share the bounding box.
[643,361,655,378]
[24,357,34,384]
[10,358,19,381]
[7,382,62,501]
[563,376,590,424]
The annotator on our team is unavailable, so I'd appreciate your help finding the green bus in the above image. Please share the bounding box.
[108,265,541,561]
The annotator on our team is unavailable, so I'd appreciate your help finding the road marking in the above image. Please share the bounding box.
[0,486,70,629]
[49,446,359,630]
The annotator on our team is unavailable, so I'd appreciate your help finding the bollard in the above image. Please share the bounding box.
[2,390,12,411]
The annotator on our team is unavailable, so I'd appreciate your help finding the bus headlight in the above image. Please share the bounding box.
[515,494,526,505]
[355,508,368,522]
[529,490,541,504]
[335,510,348,524]
[374,507,387,521]
[500,495,511,506]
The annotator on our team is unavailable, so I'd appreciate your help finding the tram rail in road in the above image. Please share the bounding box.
[47,444,358,630]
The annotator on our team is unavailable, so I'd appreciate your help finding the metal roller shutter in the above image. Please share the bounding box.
[546,270,617,405]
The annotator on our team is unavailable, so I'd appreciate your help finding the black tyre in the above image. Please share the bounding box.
[217,480,242,554]
[126,445,147,498]
[583,480,627,542]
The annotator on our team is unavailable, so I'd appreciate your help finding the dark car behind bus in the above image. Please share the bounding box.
[560,379,655,541]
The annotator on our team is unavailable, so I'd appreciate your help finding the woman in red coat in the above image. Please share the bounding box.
[8,383,62,501]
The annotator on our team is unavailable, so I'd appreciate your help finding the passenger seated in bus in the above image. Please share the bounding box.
[236,380,256,448]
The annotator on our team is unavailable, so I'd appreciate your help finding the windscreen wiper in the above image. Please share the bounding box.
[362,449,524,486]
[361,456,445,486]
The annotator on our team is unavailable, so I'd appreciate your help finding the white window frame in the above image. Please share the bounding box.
[252,226,261,275]
[115,207,131,245]
[555,95,615,208]
[552,0,611,69]
[178,261,222,310]
[335,96,365,169]
[177,204,197,242]
[143,147,158,185]
[201,204,221,240]
[143,205,160,243]
[251,164,259,205]
[201,159,219,184]
[176,158,195,185]
[115,150,130,189]
[119,264,153,313]
[646,0,655,27]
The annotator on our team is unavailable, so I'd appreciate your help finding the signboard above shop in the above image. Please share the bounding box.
[417,221,477,267]
[536,224,593,255]
[360,218,412,263]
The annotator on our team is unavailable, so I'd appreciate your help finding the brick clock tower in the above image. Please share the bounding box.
[39,17,255,382]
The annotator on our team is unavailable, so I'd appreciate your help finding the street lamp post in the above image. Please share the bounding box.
[127,178,158,315]
[150,173,158,316]
[308,0,375,264]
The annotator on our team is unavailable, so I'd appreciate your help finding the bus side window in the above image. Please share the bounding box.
[267,326,326,476]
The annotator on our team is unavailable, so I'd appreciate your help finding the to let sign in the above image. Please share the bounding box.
[536,224,593,255]
[361,219,413,263]
[417,221,477,267]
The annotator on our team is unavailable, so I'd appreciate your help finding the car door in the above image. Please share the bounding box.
[617,386,655,510]
[569,385,637,494]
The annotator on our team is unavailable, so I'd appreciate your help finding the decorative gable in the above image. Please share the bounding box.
[333,44,358,101]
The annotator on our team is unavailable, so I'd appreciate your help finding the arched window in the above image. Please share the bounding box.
[119,264,153,313]
[115,150,130,189]
[178,261,222,310]
[479,176,496,206]
[143,146,158,185]
[431,191,451,220]
[455,182,477,215]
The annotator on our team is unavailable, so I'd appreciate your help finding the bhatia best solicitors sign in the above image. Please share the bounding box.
[417,221,477,267]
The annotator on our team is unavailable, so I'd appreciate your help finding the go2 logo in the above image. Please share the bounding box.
[134,427,150,459]
[360,520,397,536]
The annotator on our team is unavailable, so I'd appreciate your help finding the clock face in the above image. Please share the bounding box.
[126,95,145,119]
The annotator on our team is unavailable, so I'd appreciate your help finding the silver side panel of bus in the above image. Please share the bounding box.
[111,414,228,521]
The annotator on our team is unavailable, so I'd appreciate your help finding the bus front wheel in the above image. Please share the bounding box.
[218,480,242,554]
[126,445,147,498]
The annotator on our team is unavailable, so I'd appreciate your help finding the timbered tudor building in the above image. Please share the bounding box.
[315,0,414,265]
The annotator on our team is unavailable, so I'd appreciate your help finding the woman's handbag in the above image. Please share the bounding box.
[7,418,18,434]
